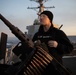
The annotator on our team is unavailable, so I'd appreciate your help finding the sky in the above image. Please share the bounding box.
[0,0,76,38]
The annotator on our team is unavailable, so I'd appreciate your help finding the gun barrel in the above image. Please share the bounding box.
[0,14,28,43]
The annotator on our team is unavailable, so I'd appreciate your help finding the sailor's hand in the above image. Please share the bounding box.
[34,40,41,46]
[48,40,58,48]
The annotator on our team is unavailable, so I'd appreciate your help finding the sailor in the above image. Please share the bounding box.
[28,10,74,75]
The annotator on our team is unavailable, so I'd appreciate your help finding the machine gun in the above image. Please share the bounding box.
[0,14,72,75]
[0,14,34,61]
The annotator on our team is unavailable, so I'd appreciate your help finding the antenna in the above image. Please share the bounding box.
[27,0,55,18]
[59,24,63,29]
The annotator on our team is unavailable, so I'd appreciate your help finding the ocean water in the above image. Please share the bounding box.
[68,36,76,43]
[7,37,20,44]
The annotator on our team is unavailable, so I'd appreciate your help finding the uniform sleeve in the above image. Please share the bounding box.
[56,30,74,55]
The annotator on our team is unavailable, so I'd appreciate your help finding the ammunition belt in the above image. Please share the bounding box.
[23,47,53,75]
